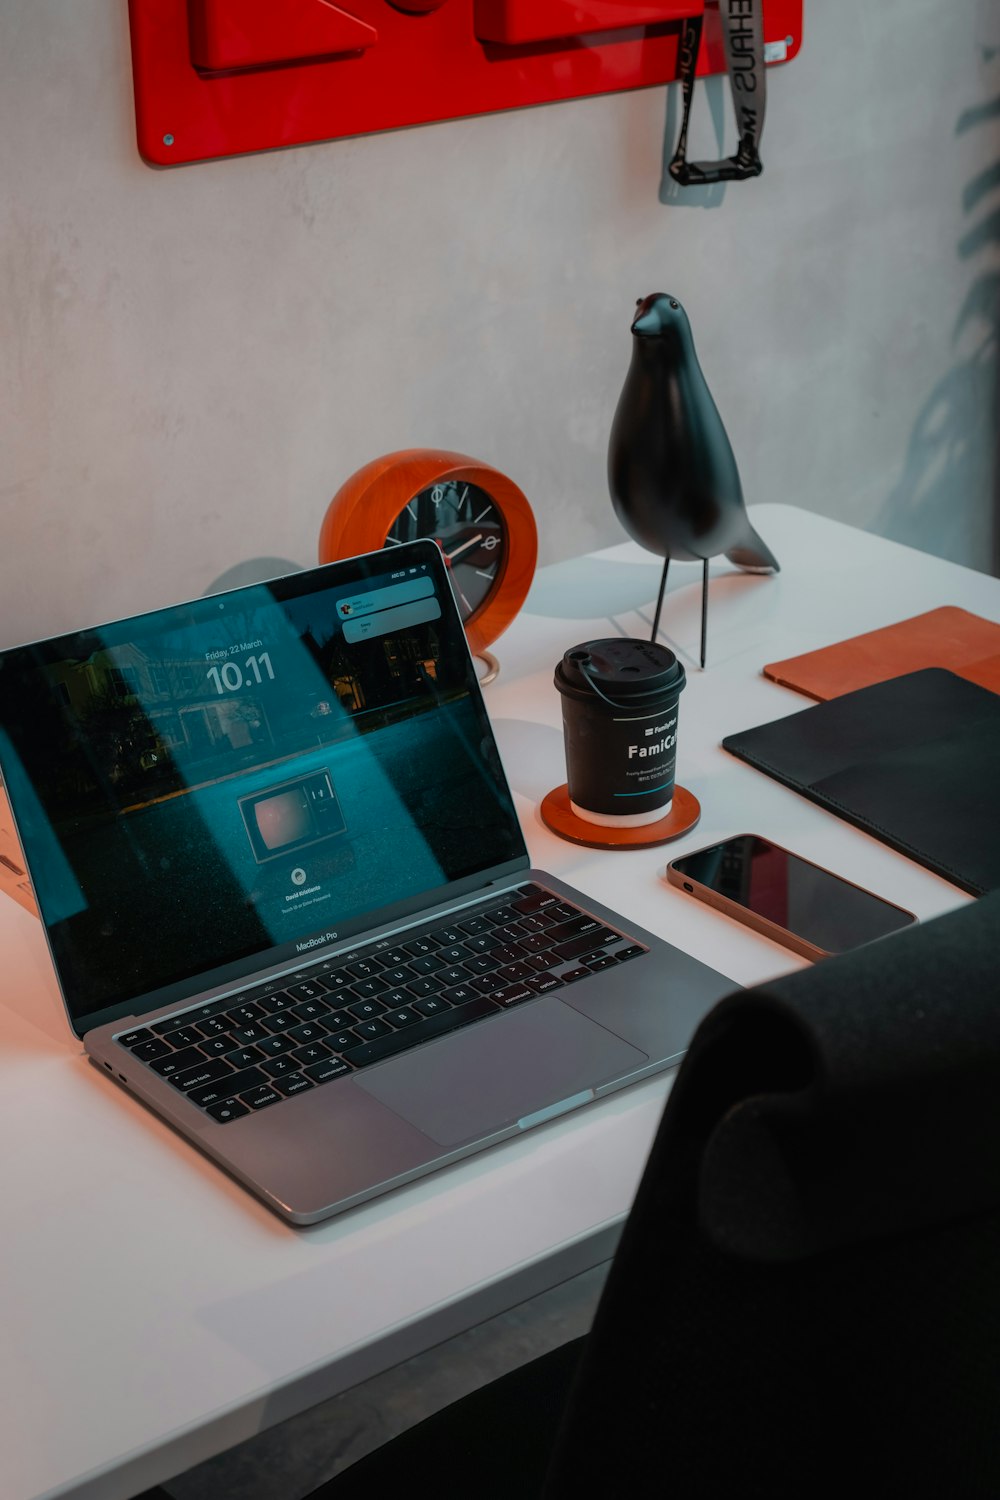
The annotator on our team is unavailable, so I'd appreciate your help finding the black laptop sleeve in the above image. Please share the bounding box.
[721,668,1000,896]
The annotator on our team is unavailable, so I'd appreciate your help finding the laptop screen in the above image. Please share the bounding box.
[0,542,527,1033]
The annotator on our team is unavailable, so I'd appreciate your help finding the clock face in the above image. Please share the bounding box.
[384,479,506,624]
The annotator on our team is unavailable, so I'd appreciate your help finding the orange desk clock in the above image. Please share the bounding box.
[319,449,537,683]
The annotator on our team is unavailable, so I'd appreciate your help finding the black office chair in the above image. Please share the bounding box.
[300,890,1000,1499]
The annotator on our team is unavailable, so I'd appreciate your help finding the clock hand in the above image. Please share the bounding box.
[444,532,483,562]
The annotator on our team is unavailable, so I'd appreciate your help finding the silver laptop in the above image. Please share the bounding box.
[0,541,733,1224]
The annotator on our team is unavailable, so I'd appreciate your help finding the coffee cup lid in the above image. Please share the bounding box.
[556,638,686,703]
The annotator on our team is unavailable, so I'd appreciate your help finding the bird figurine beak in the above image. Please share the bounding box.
[630,307,662,337]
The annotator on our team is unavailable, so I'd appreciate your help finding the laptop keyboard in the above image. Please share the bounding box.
[113,884,647,1124]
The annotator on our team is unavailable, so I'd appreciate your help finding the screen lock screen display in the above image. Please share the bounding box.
[0,548,523,1026]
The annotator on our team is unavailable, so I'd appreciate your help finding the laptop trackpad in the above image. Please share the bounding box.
[356,1000,647,1148]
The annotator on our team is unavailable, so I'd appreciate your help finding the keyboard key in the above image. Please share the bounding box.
[412,995,451,1017]
[118,1028,155,1048]
[344,958,382,980]
[196,1015,237,1037]
[353,1018,393,1041]
[320,970,356,993]
[226,1045,263,1070]
[292,1041,333,1066]
[407,954,445,975]
[274,1072,315,1097]
[344,1000,385,1023]
[378,947,410,967]
[151,1013,199,1036]
[404,977,438,998]
[240,1084,282,1110]
[323,1009,356,1029]
[437,945,468,966]
[555,915,614,941]
[261,1011,298,1033]
[510,886,560,913]
[479,900,515,924]
[384,1007,420,1028]
[527,973,564,995]
[199,1036,235,1057]
[286,979,330,1001]
[381,966,414,987]
[457,916,490,936]
[167,1026,203,1050]
[205,1098,249,1123]
[289,998,331,1023]
[150,1046,208,1077]
[186,1080,236,1108]
[429,927,464,947]
[498,962,533,983]
[492,982,536,1009]
[256,991,296,1014]
[494,923,528,943]
[519,913,558,933]
[350,978,387,1000]
[379,988,411,1009]
[131,1038,173,1062]
[326,1029,360,1051]
[464,933,500,954]
[442,983,478,1006]
[438,966,468,987]
[616,945,647,961]
[169,1057,237,1092]
[491,944,529,966]
[463,954,496,973]
[525,952,558,972]
[470,973,508,994]
[260,1054,301,1078]
[231,1024,268,1046]
[228,1003,265,1026]
[552,934,610,962]
[304,1056,352,1084]
[256,1034,298,1057]
[520,933,558,955]
[482,904,518,925]
[340,996,499,1069]
[559,967,593,984]
[404,935,438,957]
[189,1066,267,1104]
[586,955,618,972]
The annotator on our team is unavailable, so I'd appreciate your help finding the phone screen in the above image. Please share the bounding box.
[671,835,915,954]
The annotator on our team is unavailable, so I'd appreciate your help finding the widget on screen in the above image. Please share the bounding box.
[238,769,346,864]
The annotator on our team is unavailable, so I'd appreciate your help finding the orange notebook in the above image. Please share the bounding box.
[0,786,37,917]
[763,606,1000,702]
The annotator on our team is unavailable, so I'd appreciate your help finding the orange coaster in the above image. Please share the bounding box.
[539,784,701,850]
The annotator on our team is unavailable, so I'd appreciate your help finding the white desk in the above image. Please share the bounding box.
[1,505,995,1500]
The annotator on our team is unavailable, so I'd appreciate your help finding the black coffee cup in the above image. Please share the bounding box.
[554,638,686,826]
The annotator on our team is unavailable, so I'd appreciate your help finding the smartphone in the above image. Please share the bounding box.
[666,834,917,961]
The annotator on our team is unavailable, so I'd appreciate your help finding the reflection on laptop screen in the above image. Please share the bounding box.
[0,544,525,1029]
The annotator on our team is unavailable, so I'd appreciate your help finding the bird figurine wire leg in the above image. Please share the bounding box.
[650,556,671,644]
[649,555,710,669]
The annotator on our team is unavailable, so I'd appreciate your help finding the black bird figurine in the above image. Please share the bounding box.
[607,292,779,667]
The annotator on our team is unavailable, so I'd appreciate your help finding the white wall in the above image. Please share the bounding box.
[2,0,999,646]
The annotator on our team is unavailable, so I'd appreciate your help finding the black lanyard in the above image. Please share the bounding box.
[669,0,766,186]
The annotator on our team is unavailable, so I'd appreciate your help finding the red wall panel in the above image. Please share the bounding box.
[128,0,802,167]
